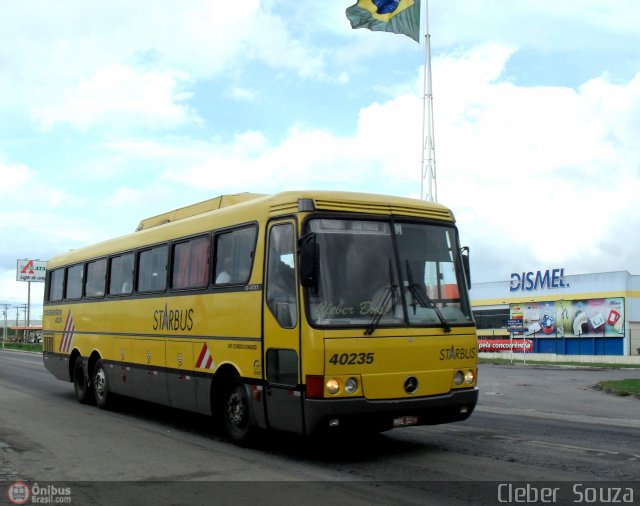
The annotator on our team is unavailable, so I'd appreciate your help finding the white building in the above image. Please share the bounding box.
[470,268,640,356]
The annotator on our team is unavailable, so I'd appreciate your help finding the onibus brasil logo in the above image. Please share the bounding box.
[7,482,72,504]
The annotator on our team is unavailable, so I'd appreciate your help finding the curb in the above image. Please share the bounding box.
[0,348,42,356]
[479,360,640,371]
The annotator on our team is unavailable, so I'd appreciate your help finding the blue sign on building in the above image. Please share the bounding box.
[506,318,523,330]
[510,268,567,292]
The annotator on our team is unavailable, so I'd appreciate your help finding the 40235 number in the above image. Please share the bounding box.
[328,352,375,366]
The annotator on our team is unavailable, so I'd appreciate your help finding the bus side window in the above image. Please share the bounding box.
[213,226,257,285]
[138,245,168,293]
[65,264,83,300]
[109,253,134,295]
[266,224,297,328]
[49,268,64,302]
[86,258,107,297]
[172,236,210,290]
[266,348,298,386]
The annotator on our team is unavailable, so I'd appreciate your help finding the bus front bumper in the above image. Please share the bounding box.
[303,387,478,435]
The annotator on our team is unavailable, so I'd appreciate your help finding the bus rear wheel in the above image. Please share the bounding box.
[223,380,254,444]
[93,359,113,410]
[73,356,94,405]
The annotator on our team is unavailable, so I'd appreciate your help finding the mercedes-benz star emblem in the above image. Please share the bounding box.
[404,376,419,394]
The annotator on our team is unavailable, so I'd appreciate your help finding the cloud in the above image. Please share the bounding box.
[0,268,45,311]
[434,0,640,49]
[106,187,146,207]
[159,126,372,192]
[0,163,116,267]
[247,11,326,79]
[33,65,198,131]
[0,160,33,191]
[132,42,640,281]
[426,45,640,280]
[0,1,329,129]
[105,94,423,198]
[2,1,639,295]
[227,87,260,101]
[0,160,77,219]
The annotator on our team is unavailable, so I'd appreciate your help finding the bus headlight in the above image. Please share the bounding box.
[454,371,464,386]
[464,369,475,384]
[326,378,340,395]
[344,377,358,394]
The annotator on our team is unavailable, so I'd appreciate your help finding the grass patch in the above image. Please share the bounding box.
[479,357,640,369]
[595,379,640,397]
[1,341,42,353]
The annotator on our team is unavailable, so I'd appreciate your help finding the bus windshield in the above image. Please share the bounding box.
[305,218,473,331]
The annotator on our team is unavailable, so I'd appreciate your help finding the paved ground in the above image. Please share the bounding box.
[1,351,639,505]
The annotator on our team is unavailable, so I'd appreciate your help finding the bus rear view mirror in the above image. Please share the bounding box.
[460,246,471,289]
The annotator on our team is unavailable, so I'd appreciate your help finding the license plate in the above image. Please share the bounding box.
[393,416,419,427]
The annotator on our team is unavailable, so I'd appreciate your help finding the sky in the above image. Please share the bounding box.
[2,0,640,322]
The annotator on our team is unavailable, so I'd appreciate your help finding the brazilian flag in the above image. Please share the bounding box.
[346,0,421,42]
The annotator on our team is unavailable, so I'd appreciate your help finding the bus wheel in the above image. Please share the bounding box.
[93,359,112,410]
[73,356,94,405]
[223,380,253,444]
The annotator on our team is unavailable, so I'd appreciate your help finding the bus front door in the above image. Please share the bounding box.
[262,221,304,434]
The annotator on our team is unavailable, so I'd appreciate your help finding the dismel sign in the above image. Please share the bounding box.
[16,259,47,282]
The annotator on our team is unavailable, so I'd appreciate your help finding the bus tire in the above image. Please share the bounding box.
[73,356,94,405]
[92,359,112,410]
[223,380,254,444]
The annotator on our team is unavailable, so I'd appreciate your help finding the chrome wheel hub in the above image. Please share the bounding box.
[95,369,106,399]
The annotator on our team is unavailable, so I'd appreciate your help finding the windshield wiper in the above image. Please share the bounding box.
[405,260,451,333]
[364,260,397,336]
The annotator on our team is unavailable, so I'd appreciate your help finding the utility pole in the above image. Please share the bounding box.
[27,281,31,334]
[1,304,9,349]
[20,304,28,341]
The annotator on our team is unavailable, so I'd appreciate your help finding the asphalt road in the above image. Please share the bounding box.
[1,350,639,505]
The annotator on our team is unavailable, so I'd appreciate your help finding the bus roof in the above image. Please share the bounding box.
[47,191,455,268]
[135,192,265,231]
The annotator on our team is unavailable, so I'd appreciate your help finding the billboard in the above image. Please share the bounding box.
[16,259,47,283]
[511,298,624,338]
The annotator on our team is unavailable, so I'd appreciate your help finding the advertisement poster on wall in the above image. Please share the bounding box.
[510,298,624,338]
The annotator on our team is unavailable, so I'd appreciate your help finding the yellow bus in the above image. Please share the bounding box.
[43,191,478,443]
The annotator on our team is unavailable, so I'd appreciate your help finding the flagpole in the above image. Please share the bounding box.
[420,0,437,202]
